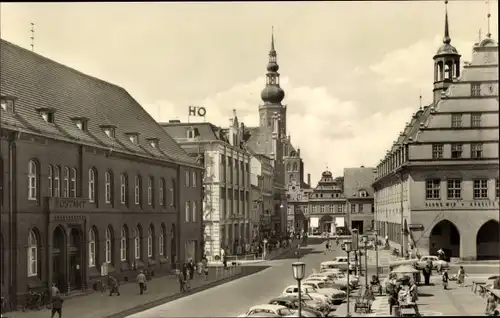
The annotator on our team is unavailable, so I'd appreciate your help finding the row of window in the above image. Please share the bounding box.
[184,201,198,223]
[450,113,483,128]
[219,154,250,186]
[432,143,487,159]
[286,162,299,172]
[425,178,500,200]
[27,160,180,207]
[28,224,169,277]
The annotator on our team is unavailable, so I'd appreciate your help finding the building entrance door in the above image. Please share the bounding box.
[68,228,82,291]
[52,226,67,291]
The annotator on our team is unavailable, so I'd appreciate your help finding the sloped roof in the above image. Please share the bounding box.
[0,39,198,167]
[161,122,228,143]
[343,167,376,198]
[245,126,271,155]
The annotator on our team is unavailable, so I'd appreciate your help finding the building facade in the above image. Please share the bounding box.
[0,39,203,307]
[161,114,252,260]
[373,6,499,260]
[344,167,376,234]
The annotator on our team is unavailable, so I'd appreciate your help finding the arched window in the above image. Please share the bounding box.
[292,163,298,171]
[147,177,153,206]
[105,227,112,264]
[134,176,141,205]
[134,227,141,259]
[70,168,77,197]
[27,230,38,276]
[48,165,53,197]
[159,178,165,206]
[192,201,197,222]
[88,169,96,202]
[159,225,165,256]
[88,228,96,267]
[28,160,38,200]
[120,174,127,204]
[120,227,127,261]
[105,171,112,204]
[147,226,153,258]
[63,167,69,197]
[54,166,61,197]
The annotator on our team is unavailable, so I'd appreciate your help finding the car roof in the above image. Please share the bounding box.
[269,297,293,303]
[250,304,287,311]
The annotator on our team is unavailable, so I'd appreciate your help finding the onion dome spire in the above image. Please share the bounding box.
[261,26,285,104]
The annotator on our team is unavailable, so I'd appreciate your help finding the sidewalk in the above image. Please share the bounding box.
[4,267,250,318]
[366,248,404,267]
[208,244,298,266]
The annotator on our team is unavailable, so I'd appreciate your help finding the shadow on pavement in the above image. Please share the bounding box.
[107,266,269,318]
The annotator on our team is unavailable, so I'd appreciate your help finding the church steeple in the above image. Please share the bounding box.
[261,27,285,105]
[433,0,461,104]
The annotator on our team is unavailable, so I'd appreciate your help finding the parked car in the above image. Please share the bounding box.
[268,297,323,317]
[284,293,330,315]
[415,256,449,270]
[238,304,295,317]
[320,256,356,272]
[301,281,346,305]
[305,276,348,291]
[282,285,333,307]
[315,270,358,288]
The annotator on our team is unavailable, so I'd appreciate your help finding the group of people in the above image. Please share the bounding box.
[385,274,419,316]
[176,257,210,292]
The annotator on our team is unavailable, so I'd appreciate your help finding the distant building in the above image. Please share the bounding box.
[373,5,499,260]
[161,114,252,260]
[289,167,375,235]
[0,39,203,307]
[249,153,274,237]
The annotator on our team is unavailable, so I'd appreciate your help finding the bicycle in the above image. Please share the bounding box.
[22,291,43,312]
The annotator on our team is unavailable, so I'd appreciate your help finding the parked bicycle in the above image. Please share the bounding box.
[22,291,44,312]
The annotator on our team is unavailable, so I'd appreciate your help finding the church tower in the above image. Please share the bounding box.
[433,0,461,104]
[259,28,287,136]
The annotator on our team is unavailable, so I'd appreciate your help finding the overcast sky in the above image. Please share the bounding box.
[1,1,498,184]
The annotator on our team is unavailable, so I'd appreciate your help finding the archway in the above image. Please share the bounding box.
[320,215,333,234]
[476,220,500,260]
[170,224,176,269]
[429,220,460,259]
[68,228,82,290]
[52,226,66,289]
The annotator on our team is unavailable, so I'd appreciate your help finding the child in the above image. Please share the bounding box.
[51,291,63,318]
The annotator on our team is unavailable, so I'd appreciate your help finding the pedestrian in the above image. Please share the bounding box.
[188,259,195,280]
[457,266,467,287]
[324,241,330,255]
[137,270,147,295]
[176,269,186,292]
[442,269,449,290]
[485,291,498,316]
[202,256,209,281]
[51,283,59,298]
[108,275,120,296]
[50,291,63,318]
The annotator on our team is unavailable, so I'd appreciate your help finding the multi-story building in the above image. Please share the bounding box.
[373,5,499,260]
[288,180,313,233]
[249,153,274,238]
[0,39,203,306]
[344,167,376,234]
[161,111,252,260]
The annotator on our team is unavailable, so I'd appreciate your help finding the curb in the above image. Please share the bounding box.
[105,266,267,318]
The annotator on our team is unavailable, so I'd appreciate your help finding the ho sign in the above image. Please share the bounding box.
[188,105,206,117]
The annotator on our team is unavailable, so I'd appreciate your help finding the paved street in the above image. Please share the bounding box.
[128,243,346,318]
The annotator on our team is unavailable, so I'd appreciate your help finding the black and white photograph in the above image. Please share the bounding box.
[0,1,499,317]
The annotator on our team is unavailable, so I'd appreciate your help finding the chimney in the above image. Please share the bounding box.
[307,173,311,186]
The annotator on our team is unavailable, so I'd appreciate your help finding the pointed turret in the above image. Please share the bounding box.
[261,27,285,105]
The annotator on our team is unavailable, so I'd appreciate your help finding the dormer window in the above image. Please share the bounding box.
[71,117,89,132]
[126,132,139,144]
[146,138,159,148]
[0,96,16,113]
[100,125,116,138]
[36,108,56,123]
[187,127,200,140]
[359,190,368,198]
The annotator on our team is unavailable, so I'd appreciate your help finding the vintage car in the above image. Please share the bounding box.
[282,285,333,308]
[305,276,348,291]
[238,304,296,317]
[317,270,359,288]
[268,297,323,317]
[282,294,330,316]
[301,281,346,305]
[416,255,449,270]
[320,256,356,272]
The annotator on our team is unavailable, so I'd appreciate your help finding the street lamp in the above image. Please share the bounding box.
[343,240,353,317]
[292,261,306,317]
[362,235,369,288]
[373,229,380,279]
[262,238,268,260]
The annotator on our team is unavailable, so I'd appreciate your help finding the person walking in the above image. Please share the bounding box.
[442,269,449,290]
[51,284,59,298]
[136,270,147,295]
[176,269,186,293]
[457,266,467,287]
[108,275,120,296]
[202,256,209,281]
[50,291,63,318]
[485,291,498,316]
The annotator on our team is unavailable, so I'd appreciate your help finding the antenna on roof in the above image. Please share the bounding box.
[30,22,35,52]
[479,28,482,42]
[486,0,492,38]
[419,90,423,109]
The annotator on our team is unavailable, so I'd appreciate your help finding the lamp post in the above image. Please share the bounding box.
[362,235,369,288]
[292,261,306,318]
[374,229,380,279]
[343,240,353,317]
[263,238,268,260]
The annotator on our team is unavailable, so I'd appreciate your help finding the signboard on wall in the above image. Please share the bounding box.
[310,217,319,228]
[335,217,345,227]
